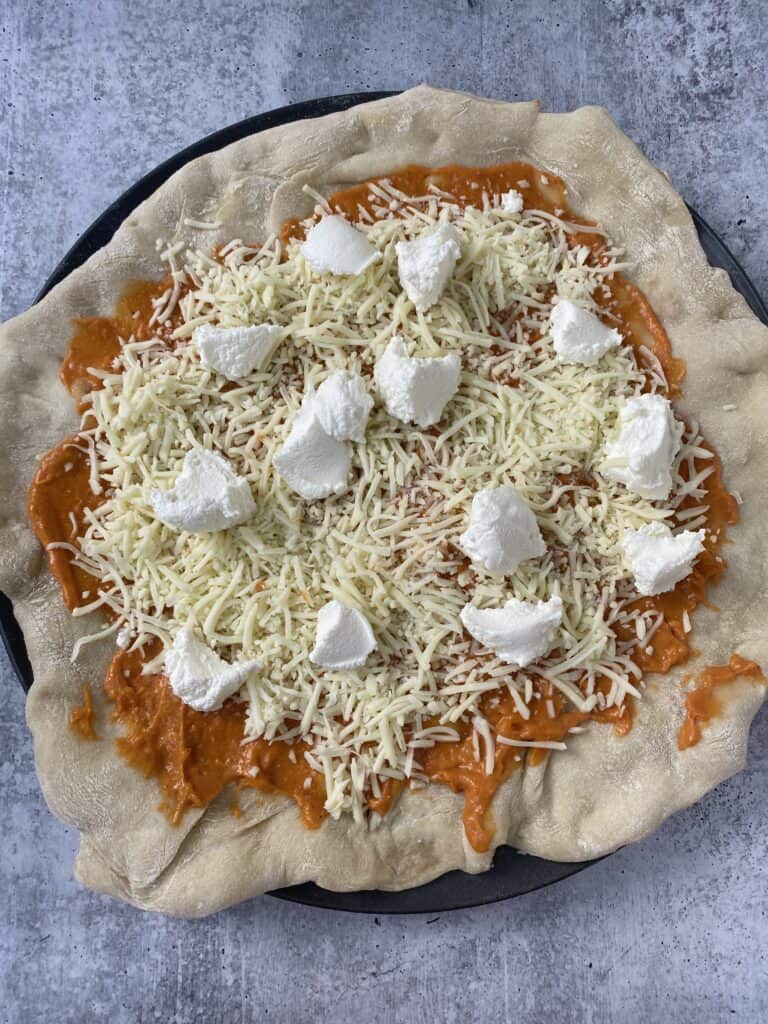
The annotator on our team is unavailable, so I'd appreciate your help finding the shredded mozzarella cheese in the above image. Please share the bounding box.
[61,184,706,820]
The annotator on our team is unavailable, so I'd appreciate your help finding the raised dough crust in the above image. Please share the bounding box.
[0,86,765,916]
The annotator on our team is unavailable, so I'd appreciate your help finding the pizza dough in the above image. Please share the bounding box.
[0,85,765,916]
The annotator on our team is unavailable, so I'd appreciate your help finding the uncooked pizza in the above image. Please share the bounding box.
[1,88,766,916]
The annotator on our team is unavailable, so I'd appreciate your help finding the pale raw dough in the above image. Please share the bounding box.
[0,86,765,916]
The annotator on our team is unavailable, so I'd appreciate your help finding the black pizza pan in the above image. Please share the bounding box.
[2,92,766,915]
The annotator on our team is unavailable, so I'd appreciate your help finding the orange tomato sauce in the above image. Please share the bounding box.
[28,162,744,850]
[103,642,326,828]
[60,280,170,403]
[678,654,764,751]
[68,682,99,741]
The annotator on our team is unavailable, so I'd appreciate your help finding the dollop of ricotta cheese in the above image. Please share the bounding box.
[165,628,261,712]
[302,215,379,276]
[500,189,524,213]
[309,599,377,670]
[459,485,545,574]
[192,323,283,379]
[460,596,563,668]
[602,393,683,499]
[395,223,462,311]
[273,393,352,500]
[312,370,373,442]
[148,448,256,533]
[374,336,461,429]
[549,299,622,365]
[622,522,705,596]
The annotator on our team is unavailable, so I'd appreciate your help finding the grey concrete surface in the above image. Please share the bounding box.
[1,1,767,1021]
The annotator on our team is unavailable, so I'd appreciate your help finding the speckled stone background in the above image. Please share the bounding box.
[1,1,767,1021]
